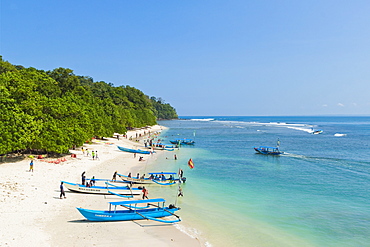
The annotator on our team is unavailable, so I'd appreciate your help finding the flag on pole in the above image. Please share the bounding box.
[188,158,194,169]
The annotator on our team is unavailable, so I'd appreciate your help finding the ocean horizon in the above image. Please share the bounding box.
[142,116,370,247]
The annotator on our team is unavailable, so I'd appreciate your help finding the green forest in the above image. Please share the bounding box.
[0,56,178,154]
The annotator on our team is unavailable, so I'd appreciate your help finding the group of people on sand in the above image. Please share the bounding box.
[81,147,99,160]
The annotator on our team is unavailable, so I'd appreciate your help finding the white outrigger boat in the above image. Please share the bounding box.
[62,181,142,195]
[117,172,185,185]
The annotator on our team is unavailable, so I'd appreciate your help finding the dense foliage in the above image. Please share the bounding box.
[0,57,177,154]
[150,97,178,120]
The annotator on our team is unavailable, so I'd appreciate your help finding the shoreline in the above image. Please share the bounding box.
[0,125,202,246]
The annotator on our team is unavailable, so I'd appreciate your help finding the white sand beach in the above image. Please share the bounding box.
[0,126,202,247]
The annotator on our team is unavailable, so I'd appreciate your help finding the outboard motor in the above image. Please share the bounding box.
[168,204,176,209]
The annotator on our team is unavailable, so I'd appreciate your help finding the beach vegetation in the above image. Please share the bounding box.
[150,96,178,120]
[0,57,177,154]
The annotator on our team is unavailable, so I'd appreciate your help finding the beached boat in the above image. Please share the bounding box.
[148,143,175,151]
[169,139,195,145]
[76,198,181,223]
[117,172,182,185]
[117,145,151,154]
[254,146,283,155]
[62,181,142,195]
[153,143,174,148]
[147,146,175,151]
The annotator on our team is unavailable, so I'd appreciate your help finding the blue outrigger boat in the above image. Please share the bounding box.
[254,146,283,155]
[254,139,283,155]
[76,198,181,223]
[169,139,195,145]
[117,145,151,154]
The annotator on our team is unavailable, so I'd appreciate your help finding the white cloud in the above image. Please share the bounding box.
[337,103,344,107]
[322,104,328,107]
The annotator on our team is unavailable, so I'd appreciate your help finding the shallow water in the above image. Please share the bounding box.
[143,116,370,247]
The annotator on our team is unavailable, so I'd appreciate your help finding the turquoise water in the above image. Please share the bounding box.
[143,116,370,247]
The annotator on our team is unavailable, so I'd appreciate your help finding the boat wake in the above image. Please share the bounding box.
[334,133,347,137]
[190,118,215,121]
[215,120,315,133]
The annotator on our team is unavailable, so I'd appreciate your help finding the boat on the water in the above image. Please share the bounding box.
[117,172,183,185]
[254,146,283,155]
[169,139,195,145]
[312,129,323,134]
[76,198,181,223]
[62,181,142,195]
[117,145,151,154]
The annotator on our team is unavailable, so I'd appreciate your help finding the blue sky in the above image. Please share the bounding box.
[1,0,370,116]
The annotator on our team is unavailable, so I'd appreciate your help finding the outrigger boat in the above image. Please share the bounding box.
[169,139,195,145]
[76,198,181,223]
[254,139,283,155]
[62,181,142,195]
[312,129,323,134]
[146,145,175,151]
[117,145,151,154]
[254,146,283,155]
[117,172,183,185]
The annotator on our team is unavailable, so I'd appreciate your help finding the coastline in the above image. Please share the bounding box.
[0,125,202,247]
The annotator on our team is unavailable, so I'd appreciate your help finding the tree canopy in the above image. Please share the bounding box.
[0,56,177,154]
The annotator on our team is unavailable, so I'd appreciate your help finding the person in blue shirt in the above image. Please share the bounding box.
[60,182,66,199]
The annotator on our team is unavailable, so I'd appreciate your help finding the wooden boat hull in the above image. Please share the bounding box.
[63,181,141,195]
[76,207,179,222]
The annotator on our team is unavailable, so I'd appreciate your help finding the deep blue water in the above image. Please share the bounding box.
[145,116,370,247]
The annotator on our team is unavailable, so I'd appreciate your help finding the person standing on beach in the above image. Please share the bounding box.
[86,149,90,157]
[29,160,34,172]
[60,182,66,199]
[92,150,95,160]
[81,147,85,155]
[142,186,149,199]
[81,171,86,185]
[174,154,177,160]
[95,151,99,160]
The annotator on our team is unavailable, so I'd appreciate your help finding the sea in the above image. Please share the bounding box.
[142,116,370,247]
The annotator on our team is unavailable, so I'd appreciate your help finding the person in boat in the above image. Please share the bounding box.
[81,171,86,185]
[112,171,117,181]
[140,174,145,179]
[136,173,140,179]
[161,173,166,181]
[169,174,174,181]
[90,176,95,186]
[149,174,154,179]
[60,182,66,199]
[142,186,149,199]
